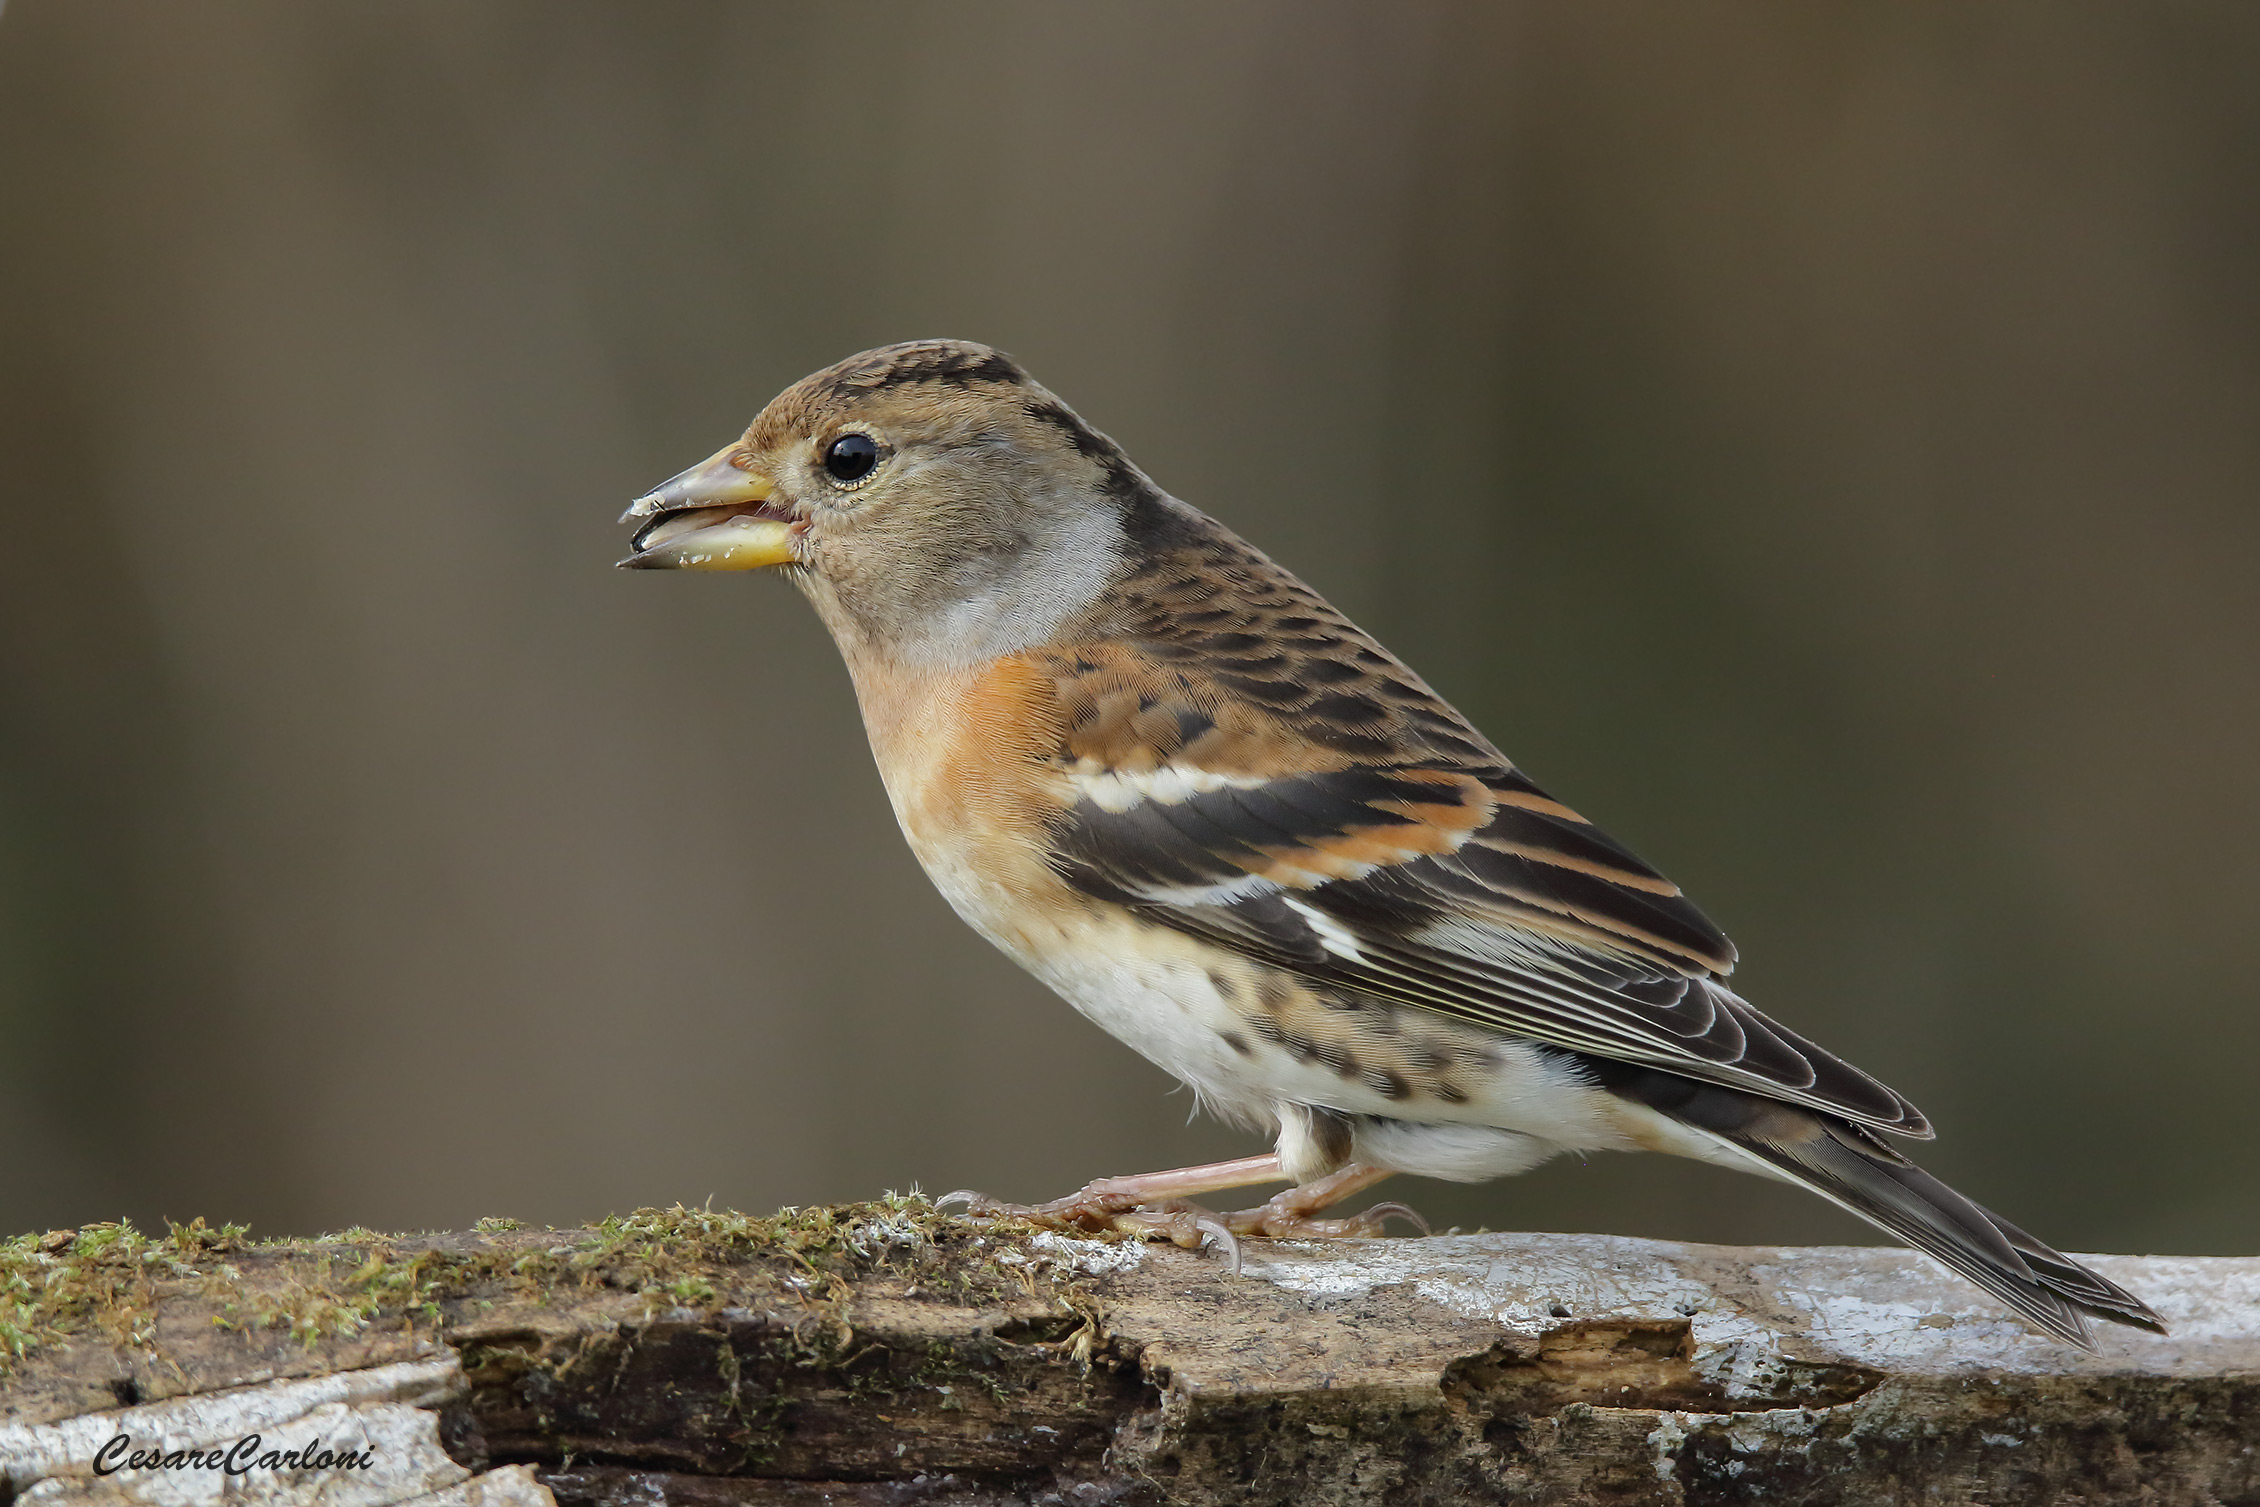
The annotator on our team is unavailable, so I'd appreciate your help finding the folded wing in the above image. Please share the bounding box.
[1035,628,1931,1138]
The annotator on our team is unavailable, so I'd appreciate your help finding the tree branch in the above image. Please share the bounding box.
[3,1205,2254,1505]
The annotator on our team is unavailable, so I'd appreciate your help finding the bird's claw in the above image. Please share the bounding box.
[932,1185,1241,1264]
[1192,1213,1242,1273]
[937,1181,1160,1231]
[1220,1196,1430,1240]
[937,1166,1422,1262]
[1352,1200,1432,1236]
[1098,1204,1241,1268]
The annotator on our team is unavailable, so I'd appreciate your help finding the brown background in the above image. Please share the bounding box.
[1,3,2254,1256]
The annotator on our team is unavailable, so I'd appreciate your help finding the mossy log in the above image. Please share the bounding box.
[2,1205,2255,1506]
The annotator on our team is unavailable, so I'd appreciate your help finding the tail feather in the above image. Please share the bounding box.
[1982,1207,2168,1335]
[1581,1059,2166,1346]
[1728,1116,2165,1348]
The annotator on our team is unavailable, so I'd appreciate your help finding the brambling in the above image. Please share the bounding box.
[619,340,2160,1347]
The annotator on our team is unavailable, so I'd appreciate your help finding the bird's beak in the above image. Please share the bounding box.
[615,443,798,571]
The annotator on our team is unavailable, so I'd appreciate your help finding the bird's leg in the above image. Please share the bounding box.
[939,1153,1289,1251]
[1218,1161,1429,1239]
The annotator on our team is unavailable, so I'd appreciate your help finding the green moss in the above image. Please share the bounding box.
[0,1196,1113,1379]
[0,1217,249,1367]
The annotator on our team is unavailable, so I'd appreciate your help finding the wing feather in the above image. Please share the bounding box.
[1032,524,1929,1137]
[1034,668,1929,1135]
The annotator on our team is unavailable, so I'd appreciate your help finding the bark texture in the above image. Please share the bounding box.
[2,1208,2254,1505]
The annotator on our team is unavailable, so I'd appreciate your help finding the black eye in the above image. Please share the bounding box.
[823,432,879,485]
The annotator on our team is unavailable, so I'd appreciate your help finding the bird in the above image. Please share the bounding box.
[618,339,2162,1348]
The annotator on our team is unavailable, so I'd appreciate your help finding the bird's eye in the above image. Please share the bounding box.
[823,432,880,485]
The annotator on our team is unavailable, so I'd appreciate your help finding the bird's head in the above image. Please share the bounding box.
[619,340,1158,667]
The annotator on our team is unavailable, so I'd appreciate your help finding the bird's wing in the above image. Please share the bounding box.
[1033,622,1931,1139]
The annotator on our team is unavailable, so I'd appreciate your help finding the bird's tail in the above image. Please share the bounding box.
[1719,1108,2164,1348]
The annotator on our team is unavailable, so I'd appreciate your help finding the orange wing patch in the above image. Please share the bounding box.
[1241,769,1496,888]
[1035,638,1514,901]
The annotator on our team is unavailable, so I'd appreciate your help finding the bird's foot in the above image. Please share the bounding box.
[1218,1192,1430,1241]
[939,1157,1423,1256]
[937,1186,1239,1260]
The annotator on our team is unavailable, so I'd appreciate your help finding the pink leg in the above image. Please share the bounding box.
[939,1153,1291,1250]
[941,1155,1427,1258]
[1044,1152,1290,1208]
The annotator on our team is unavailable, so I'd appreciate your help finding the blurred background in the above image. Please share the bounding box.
[1,2,2254,1255]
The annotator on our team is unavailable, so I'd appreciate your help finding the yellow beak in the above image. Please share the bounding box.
[616,444,798,571]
